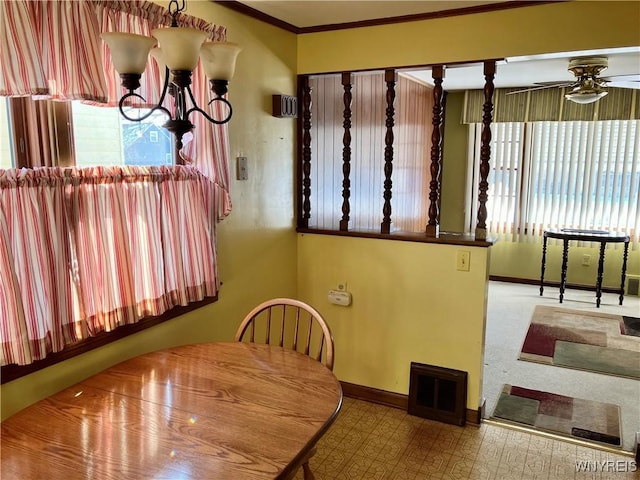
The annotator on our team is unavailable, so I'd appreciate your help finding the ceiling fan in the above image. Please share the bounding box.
[507,56,640,104]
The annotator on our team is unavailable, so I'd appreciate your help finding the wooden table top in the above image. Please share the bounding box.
[1,342,343,480]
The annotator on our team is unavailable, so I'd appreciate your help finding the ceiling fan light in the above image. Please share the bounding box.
[565,90,608,104]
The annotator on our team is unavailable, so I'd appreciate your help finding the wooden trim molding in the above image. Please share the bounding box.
[212,0,300,33]
[1,296,218,384]
[298,228,494,248]
[212,1,564,34]
[340,381,483,426]
[489,275,624,294]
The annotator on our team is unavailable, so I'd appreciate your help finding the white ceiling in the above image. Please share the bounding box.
[407,47,640,91]
[234,0,640,91]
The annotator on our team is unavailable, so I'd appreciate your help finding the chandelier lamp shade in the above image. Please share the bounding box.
[101,0,241,150]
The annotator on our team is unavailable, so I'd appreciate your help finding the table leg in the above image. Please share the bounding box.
[619,241,629,306]
[596,242,606,308]
[540,236,548,296]
[559,239,569,303]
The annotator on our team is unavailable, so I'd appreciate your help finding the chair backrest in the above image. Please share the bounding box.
[235,298,334,370]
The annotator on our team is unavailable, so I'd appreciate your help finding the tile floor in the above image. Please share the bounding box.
[294,397,638,480]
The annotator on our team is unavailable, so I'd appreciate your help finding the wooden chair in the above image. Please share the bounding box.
[235,298,335,479]
[235,297,334,370]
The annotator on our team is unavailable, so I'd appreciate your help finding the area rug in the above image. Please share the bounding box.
[518,305,640,379]
[491,384,622,447]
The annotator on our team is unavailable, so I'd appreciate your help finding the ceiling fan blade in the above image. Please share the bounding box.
[505,83,574,95]
[601,74,640,82]
[606,80,640,89]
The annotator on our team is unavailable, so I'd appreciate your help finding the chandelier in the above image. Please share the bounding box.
[101,0,241,150]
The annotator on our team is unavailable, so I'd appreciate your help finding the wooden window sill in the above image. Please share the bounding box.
[1,296,217,384]
[297,227,495,248]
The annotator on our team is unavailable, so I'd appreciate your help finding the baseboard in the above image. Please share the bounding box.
[490,275,622,294]
[340,381,408,410]
[339,381,482,425]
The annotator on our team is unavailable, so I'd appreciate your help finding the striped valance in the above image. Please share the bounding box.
[462,87,639,123]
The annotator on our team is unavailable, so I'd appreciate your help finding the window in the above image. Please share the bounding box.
[73,103,174,167]
[0,99,12,169]
[0,98,176,169]
[467,120,640,245]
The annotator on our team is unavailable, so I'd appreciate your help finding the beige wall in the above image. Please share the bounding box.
[1,0,300,420]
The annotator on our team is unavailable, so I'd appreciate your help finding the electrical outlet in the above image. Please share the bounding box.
[582,254,591,266]
[456,251,470,271]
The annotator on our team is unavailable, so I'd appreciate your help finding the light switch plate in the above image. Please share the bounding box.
[236,156,248,180]
[456,251,470,271]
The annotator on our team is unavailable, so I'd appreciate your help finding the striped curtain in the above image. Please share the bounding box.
[0,165,218,366]
[0,1,47,97]
[467,121,640,247]
[308,72,433,232]
[462,88,640,123]
[0,1,106,101]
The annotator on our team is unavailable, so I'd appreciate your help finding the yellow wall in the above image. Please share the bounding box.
[297,234,490,409]
[490,241,639,287]
[297,1,640,74]
[294,0,639,410]
[1,0,300,420]
[440,91,468,233]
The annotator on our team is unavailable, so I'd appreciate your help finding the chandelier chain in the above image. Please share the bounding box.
[167,0,185,26]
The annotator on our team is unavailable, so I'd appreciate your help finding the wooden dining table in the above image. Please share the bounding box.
[1,342,343,480]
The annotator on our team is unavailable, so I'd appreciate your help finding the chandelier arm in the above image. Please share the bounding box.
[117,92,170,122]
[184,85,233,125]
[117,67,174,123]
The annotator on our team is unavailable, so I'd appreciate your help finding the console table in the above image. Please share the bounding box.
[539,229,630,308]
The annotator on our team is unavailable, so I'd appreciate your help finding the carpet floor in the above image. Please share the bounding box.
[483,281,640,453]
[519,305,640,379]
[492,384,622,448]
